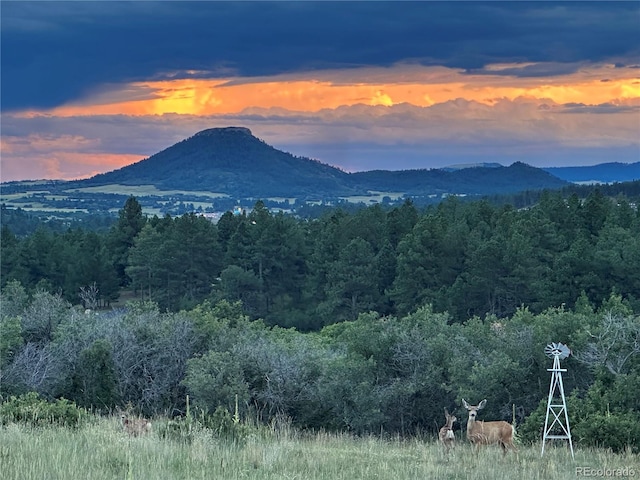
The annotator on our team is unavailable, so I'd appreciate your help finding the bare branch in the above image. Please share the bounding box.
[79,282,99,310]
[575,313,640,375]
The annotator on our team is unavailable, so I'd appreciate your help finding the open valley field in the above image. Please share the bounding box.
[71,185,228,198]
[1,419,638,480]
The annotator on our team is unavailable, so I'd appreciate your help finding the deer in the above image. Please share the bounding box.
[438,407,457,455]
[120,412,152,437]
[461,399,517,455]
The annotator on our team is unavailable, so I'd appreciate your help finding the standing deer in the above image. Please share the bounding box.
[438,407,457,454]
[462,399,517,455]
[120,413,152,437]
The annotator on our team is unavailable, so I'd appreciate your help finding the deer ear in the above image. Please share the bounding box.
[462,399,469,409]
[478,399,487,410]
[444,407,449,417]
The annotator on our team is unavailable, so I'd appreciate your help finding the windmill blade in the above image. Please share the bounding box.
[545,342,571,359]
[557,343,571,359]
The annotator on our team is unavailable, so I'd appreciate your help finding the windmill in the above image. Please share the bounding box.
[541,342,574,459]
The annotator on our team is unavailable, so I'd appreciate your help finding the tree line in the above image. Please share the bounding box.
[2,190,639,329]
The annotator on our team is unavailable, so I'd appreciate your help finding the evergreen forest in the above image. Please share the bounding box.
[1,190,639,451]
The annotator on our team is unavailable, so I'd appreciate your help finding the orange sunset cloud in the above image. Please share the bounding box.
[1,134,143,180]
[6,152,143,181]
[17,64,639,119]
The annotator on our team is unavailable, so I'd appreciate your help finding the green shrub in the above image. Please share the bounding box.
[156,406,251,444]
[155,417,197,444]
[572,411,640,453]
[519,398,547,445]
[206,405,251,443]
[0,392,90,428]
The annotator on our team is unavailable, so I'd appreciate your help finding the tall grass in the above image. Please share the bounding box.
[1,417,638,480]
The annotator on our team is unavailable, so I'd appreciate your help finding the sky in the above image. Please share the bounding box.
[1,1,639,182]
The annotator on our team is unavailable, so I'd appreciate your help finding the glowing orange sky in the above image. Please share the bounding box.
[20,64,640,118]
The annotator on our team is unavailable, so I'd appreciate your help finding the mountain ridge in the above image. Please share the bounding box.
[76,127,568,198]
[543,162,640,184]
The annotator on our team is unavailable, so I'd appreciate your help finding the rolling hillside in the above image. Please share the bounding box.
[544,162,640,184]
[81,127,356,198]
[351,162,567,195]
[75,127,569,198]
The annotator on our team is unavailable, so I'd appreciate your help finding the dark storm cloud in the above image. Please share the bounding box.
[559,102,640,114]
[2,1,638,110]
[467,62,586,78]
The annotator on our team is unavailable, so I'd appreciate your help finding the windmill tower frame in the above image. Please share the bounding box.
[541,342,574,459]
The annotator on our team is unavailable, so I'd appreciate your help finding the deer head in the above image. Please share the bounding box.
[462,398,486,421]
[443,408,457,432]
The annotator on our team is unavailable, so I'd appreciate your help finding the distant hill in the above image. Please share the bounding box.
[441,162,503,172]
[76,127,568,199]
[544,162,640,184]
[351,162,567,195]
[81,127,355,198]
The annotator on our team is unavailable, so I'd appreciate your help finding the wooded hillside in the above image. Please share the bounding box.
[1,191,639,451]
[2,190,639,327]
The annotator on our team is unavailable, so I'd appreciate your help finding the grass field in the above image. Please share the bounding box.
[340,191,407,204]
[1,417,638,480]
[0,183,230,215]
[71,184,230,198]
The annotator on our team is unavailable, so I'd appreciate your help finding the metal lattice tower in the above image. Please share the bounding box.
[541,342,574,459]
